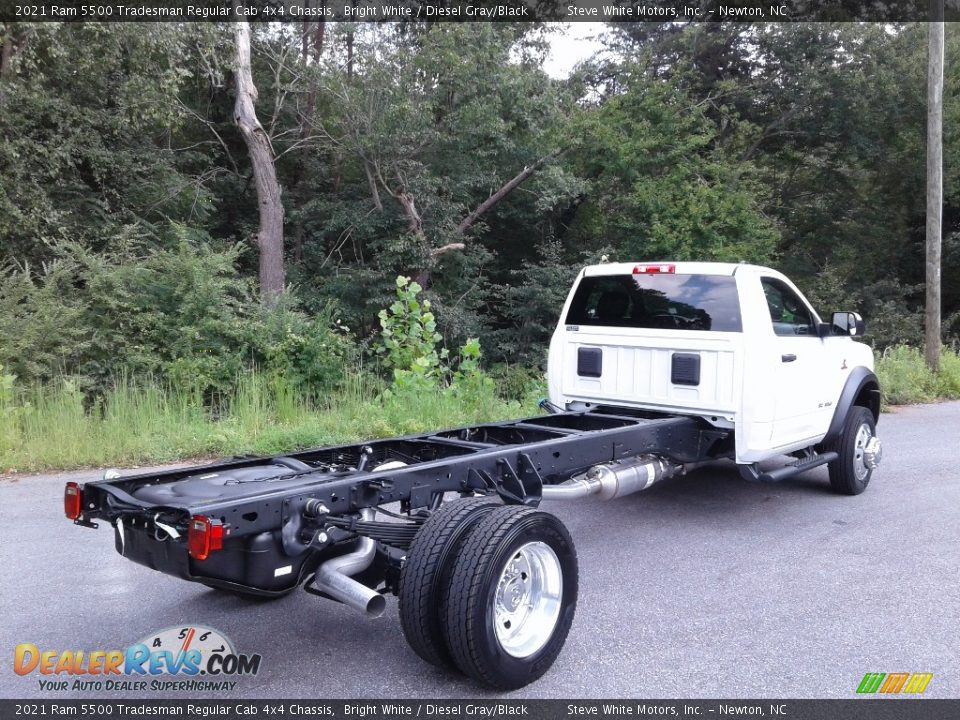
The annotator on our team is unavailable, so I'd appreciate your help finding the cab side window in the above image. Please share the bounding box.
[761,278,816,337]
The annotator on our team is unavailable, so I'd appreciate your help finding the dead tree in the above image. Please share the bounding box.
[234,17,285,302]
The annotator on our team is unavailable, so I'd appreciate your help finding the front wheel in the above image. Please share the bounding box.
[828,405,880,495]
[442,505,578,690]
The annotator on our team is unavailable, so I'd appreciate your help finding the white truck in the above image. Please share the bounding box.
[548,261,882,491]
[68,261,881,690]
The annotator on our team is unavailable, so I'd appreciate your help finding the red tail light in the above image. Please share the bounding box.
[64,482,82,520]
[188,515,224,561]
[633,264,675,274]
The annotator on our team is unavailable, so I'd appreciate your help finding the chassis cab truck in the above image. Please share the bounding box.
[66,262,881,690]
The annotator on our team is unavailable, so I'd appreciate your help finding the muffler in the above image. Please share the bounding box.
[542,455,679,501]
[312,509,386,617]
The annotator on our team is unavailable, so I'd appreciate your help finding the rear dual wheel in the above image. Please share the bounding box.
[442,506,578,690]
[399,499,578,690]
[398,497,501,668]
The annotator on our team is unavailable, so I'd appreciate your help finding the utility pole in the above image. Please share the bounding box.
[926,9,944,371]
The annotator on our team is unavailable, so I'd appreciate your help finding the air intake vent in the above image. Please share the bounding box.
[671,353,700,386]
[577,347,602,378]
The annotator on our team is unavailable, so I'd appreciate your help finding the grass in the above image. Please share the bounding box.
[2,345,958,472]
[0,371,539,472]
[874,345,960,407]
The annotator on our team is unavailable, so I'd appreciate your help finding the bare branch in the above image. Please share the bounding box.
[364,161,383,211]
[272,135,324,162]
[454,149,561,236]
[430,242,466,257]
[176,99,240,175]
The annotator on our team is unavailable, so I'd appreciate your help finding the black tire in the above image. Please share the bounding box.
[398,497,501,669]
[828,405,877,495]
[442,505,578,690]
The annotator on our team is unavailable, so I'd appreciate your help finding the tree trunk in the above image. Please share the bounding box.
[0,37,13,77]
[926,17,944,371]
[233,18,285,303]
[292,16,325,264]
[346,26,355,80]
[397,190,424,237]
[300,18,325,141]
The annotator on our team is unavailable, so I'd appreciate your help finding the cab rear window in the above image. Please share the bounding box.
[565,274,743,332]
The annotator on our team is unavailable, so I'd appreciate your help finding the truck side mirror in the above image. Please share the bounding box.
[831,311,866,337]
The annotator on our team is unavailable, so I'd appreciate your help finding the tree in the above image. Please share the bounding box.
[311,24,571,286]
[0,24,207,265]
[567,73,779,263]
[598,23,942,349]
[233,18,285,302]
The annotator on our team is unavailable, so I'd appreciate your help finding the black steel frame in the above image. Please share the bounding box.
[82,410,725,543]
[72,409,734,596]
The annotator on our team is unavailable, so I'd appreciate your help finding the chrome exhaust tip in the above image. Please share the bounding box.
[311,509,386,618]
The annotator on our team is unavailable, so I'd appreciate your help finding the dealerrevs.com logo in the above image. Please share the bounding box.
[14,625,262,692]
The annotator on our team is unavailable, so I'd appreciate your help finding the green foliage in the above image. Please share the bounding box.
[73,228,253,394]
[875,346,940,405]
[489,240,577,368]
[875,346,960,406]
[377,276,449,391]
[374,276,500,409]
[252,300,355,397]
[0,260,88,381]
[0,364,28,460]
[449,337,496,402]
[0,228,355,398]
[0,24,213,265]
[937,349,960,398]
[8,20,959,372]
[569,75,780,264]
[802,265,925,351]
[489,364,546,403]
[375,275,499,400]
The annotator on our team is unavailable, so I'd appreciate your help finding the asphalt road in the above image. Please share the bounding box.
[2,402,959,700]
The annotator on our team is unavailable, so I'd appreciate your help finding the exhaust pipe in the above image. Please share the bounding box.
[538,474,597,500]
[542,456,679,501]
[312,509,387,618]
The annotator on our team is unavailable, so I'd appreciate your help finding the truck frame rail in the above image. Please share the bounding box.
[82,409,724,535]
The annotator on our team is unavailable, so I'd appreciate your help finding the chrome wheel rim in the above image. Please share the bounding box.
[853,423,873,481]
[493,541,563,659]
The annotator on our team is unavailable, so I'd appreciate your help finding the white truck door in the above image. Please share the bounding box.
[759,276,827,450]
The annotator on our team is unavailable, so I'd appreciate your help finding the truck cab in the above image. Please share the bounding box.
[547,261,880,468]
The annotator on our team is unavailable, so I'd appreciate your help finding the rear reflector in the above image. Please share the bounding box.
[188,515,224,561]
[64,482,82,520]
[633,264,675,274]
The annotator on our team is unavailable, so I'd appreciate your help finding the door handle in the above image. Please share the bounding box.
[781,354,797,363]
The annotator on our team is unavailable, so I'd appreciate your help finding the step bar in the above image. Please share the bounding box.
[740,451,839,483]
